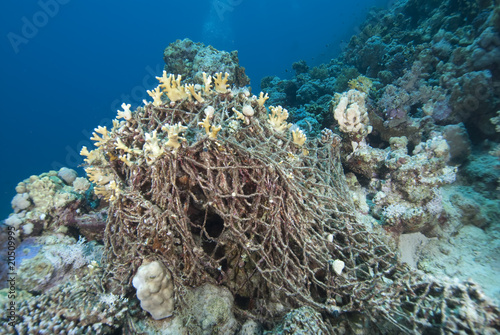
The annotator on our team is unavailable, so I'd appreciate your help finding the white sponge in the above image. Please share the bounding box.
[132,261,174,320]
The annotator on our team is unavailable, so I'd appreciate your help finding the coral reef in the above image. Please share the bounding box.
[0,277,129,334]
[125,283,238,334]
[3,168,101,240]
[16,236,85,292]
[163,38,250,88]
[343,0,499,139]
[2,0,500,332]
[259,0,499,240]
[267,306,329,334]
[82,71,366,324]
[418,223,500,304]
[370,135,458,236]
[261,0,499,155]
[76,68,499,333]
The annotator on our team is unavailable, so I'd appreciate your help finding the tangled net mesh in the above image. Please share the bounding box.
[85,77,499,333]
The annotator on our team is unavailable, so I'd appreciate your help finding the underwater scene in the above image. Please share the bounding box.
[1,0,499,334]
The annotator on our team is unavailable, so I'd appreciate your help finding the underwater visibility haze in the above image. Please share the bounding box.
[0,0,384,218]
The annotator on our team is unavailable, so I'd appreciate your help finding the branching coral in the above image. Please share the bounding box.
[146,86,163,107]
[85,167,120,201]
[115,138,141,166]
[143,130,165,164]
[257,92,269,107]
[156,72,189,102]
[161,122,188,149]
[268,105,291,132]
[232,104,255,125]
[213,72,230,93]
[202,72,213,94]
[145,70,242,108]
[81,138,121,201]
[198,106,222,139]
[292,128,307,147]
[116,103,132,120]
[186,84,204,103]
[90,126,112,147]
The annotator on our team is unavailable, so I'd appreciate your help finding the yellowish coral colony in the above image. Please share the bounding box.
[80,72,304,201]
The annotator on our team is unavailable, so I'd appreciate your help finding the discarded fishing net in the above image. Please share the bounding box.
[82,72,500,333]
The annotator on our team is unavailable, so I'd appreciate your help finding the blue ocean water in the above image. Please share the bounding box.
[0,0,388,219]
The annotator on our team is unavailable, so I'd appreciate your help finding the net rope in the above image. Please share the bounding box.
[88,90,499,333]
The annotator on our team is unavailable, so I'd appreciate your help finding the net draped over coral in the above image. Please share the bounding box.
[82,73,499,333]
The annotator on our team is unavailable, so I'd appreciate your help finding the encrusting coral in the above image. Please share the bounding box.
[79,70,499,333]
